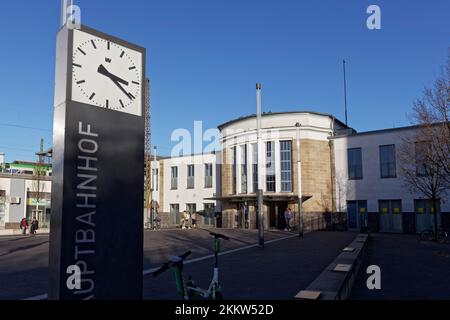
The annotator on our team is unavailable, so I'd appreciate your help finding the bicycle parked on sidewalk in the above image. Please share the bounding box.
[420,227,448,243]
[153,231,230,300]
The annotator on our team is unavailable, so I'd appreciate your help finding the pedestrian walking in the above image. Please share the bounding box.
[191,211,197,228]
[284,208,292,231]
[30,217,39,236]
[20,217,29,235]
[180,211,189,229]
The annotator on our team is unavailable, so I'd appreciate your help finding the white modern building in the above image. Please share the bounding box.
[1,111,448,234]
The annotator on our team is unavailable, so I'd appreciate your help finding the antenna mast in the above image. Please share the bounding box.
[343,59,348,126]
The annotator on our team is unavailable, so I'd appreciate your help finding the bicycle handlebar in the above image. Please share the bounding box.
[152,251,192,277]
[153,263,169,277]
[209,231,230,240]
[180,250,192,259]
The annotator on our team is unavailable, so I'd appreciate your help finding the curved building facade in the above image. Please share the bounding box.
[216,111,351,229]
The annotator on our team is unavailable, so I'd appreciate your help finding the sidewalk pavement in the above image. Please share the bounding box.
[351,233,450,299]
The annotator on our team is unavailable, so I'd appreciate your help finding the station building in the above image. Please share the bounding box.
[0,159,52,229]
[1,111,449,234]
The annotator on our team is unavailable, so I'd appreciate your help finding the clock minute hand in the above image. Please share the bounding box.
[112,79,132,100]
[97,64,129,86]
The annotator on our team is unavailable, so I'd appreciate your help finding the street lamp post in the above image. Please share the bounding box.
[296,122,303,237]
[152,146,157,229]
[256,83,264,247]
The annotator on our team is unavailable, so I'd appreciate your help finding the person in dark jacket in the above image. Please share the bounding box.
[30,217,39,236]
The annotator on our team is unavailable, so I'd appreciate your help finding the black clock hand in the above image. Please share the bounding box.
[112,79,132,100]
[97,64,129,86]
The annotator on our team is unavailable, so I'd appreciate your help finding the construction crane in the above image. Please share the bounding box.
[144,78,152,229]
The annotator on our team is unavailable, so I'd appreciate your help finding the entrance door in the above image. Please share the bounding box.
[347,200,367,230]
[379,200,403,233]
[415,199,441,233]
[269,202,288,229]
[348,201,358,229]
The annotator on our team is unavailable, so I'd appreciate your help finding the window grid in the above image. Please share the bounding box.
[266,141,276,192]
[348,148,363,180]
[379,145,396,178]
[171,166,178,189]
[187,165,195,189]
[280,140,293,192]
[204,163,213,188]
[241,144,248,193]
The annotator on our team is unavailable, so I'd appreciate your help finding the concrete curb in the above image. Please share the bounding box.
[295,233,369,300]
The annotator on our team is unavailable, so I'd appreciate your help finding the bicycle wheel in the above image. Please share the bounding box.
[437,231,448,244]
[420,230,434,242]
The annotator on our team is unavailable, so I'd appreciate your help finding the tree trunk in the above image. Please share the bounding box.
[432,196,438,240]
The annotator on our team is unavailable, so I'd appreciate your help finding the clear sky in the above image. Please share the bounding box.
[0,0,448,161]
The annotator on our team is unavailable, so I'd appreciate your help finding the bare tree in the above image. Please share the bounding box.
[31,161,46,226]
[398,50,450,237]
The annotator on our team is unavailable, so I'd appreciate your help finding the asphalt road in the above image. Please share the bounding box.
[0,228,356,300]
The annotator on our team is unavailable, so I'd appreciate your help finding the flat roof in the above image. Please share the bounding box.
[217,110,349,131]
[330,122,448,139]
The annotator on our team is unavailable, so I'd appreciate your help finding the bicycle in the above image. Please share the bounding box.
[153,231,230,300]
[420,227,448,243]
[152,217,161,230]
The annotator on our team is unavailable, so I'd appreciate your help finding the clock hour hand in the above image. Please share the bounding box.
[97,64,129,86]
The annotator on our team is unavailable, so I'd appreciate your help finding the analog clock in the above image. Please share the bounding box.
[71,29,143,116]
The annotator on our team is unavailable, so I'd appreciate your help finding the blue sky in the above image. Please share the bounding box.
[0,0,448,161]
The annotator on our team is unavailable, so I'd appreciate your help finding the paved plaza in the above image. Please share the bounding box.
[0,229,355,300]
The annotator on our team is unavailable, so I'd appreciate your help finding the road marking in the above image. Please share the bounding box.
[23,233,298,300]
[143,233,298,275]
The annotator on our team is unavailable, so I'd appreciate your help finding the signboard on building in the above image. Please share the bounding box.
[48,25,145,300]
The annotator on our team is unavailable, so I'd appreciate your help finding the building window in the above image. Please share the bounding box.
[187,165,195,189]
[204,163,213,188]
[152,168,159,191]
[266,141,276,192]
[379,145,396,178]
[348,148,363,180]
[203,203,215,226]
[415,142,429,176]
[0,190,5,227]
[252,143,258,193]
[169,204,180,224]
[232,147,237,194]
[241,144,248,194]
[171,166,178,189]
[280,140,293,192]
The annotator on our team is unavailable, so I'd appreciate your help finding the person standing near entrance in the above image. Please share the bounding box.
[284,208,292,231]
[20,217,29,235]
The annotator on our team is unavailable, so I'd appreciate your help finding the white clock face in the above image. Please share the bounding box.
[71,29,142,116]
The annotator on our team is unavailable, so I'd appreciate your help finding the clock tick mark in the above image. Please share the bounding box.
[73,63,82,68]
[119,99,125,108]
[91,40,97,49]
[120,51,125,58]
[107,41,110,50]
[132,81,140,85]
[106,99,109,109]
[129,66,136,70]
[76,80,86,84]
[89,92,96,100]
[78,48,86,55]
